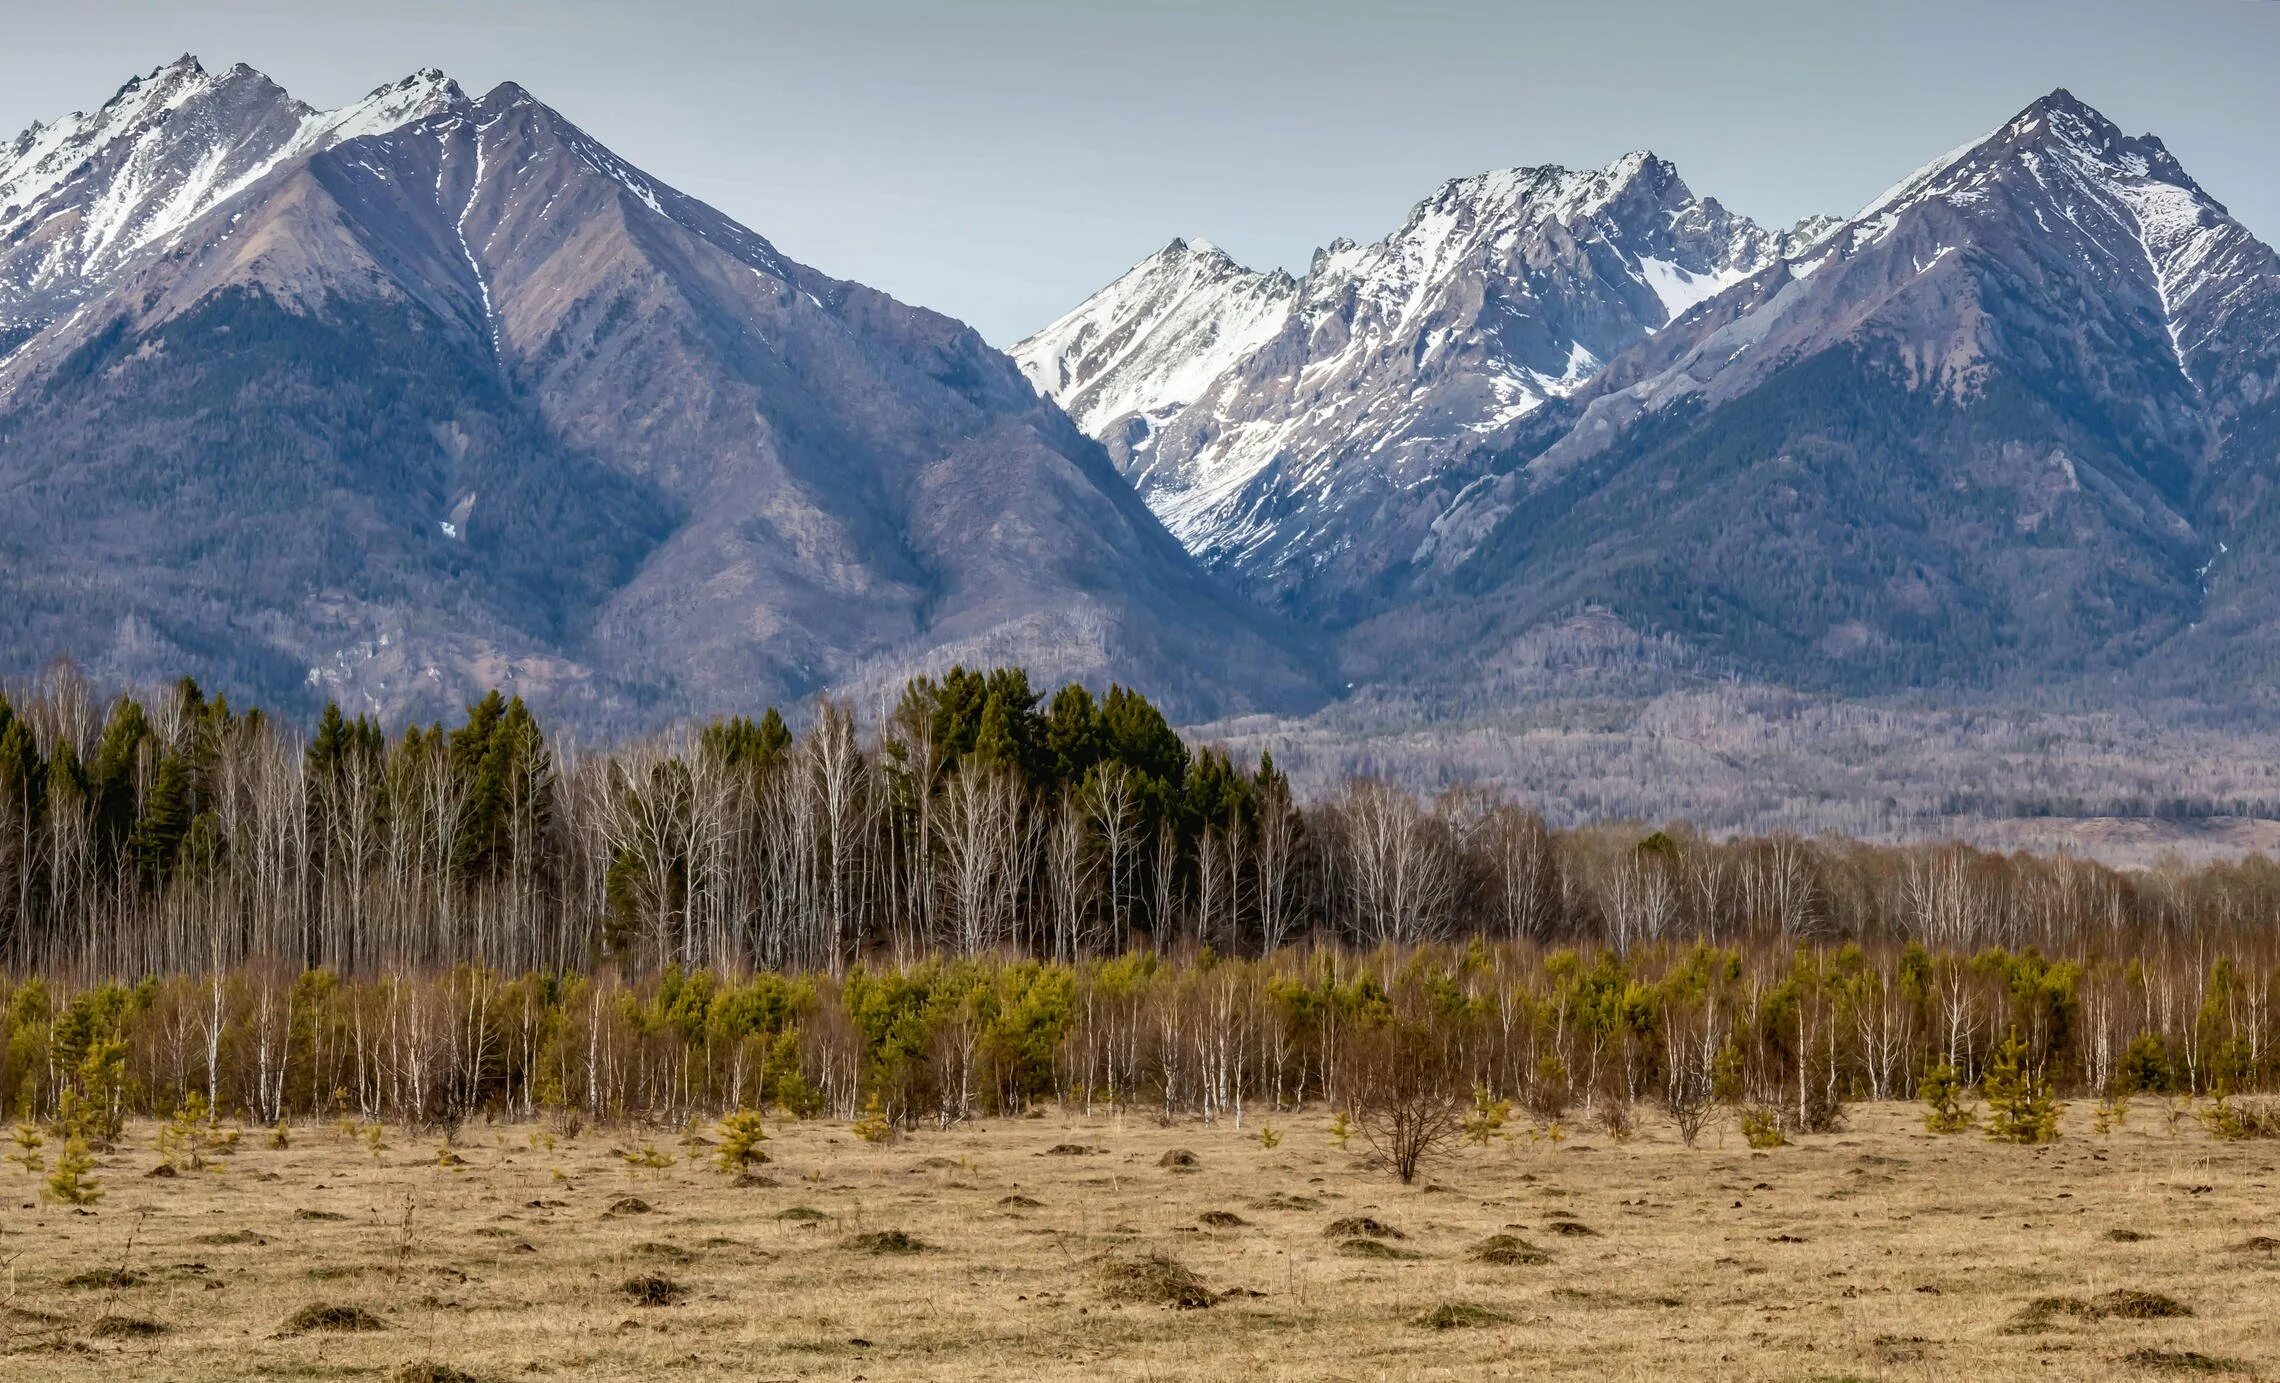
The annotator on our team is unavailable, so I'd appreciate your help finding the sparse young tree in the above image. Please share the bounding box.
[1340,1016,1467,1184]
[714,1108,770,1176]
[1983,1029,2061,1144]
[1920,1059,1976,1133]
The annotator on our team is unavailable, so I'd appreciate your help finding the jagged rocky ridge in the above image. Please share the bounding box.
[1015,153,1840,610]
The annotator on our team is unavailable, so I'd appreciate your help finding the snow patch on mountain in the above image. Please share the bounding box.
[1636,255,1749,322]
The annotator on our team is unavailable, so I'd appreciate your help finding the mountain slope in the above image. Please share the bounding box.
[1368,90,2280,698]
[0,59,1323,726]
[1015,154,1837,614]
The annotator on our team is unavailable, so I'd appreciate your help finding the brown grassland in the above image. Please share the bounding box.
[2,1105,2276,1381]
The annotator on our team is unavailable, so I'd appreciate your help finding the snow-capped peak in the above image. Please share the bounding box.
[1013,234,1299,435]
[312,68,467,144]
[1846,89,2207,245]
[0,59,478,340]
[1825,88,2265,376]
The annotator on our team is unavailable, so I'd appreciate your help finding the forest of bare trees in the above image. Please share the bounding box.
[2,662,2278,1133]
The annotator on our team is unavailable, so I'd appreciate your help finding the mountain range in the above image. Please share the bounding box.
[6,60,2279,734]
[1020,90,2280,709]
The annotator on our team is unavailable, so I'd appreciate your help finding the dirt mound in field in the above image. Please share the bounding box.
[283,1302,386,1333]
[1324,1216,1402,1240]
[1096,1252,1214,1309]
[1470,1234,1550,1266]
[619,1275,683,1306]
[1415,1302,1509,1329]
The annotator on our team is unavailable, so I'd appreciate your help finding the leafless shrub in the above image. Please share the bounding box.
[1340,1018,1466,1185]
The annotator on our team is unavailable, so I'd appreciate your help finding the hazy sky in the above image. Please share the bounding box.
[3,0,2275,343]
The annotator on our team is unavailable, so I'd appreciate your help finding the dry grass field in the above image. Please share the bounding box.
[2,1104,2276,1381]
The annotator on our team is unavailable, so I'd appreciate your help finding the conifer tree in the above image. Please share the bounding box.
[46,1134,100,1205]
[1920,1059,1975,1133]
[972,693,1017,770]
[1983,1028,2060,1144]
[8,1122,42,1173]
[714,1108,770,1175]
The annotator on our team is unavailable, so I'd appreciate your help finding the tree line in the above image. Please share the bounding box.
[8,661,2280,980]
[2,937,2273,1138]
[0,661,2277,1131]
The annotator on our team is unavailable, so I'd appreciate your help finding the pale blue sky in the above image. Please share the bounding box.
[3,0,2274,342]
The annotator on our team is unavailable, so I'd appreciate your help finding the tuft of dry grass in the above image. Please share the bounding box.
[89,1315,166,1339]
[59,1268,140,1290]
[618,1274,683,1306]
